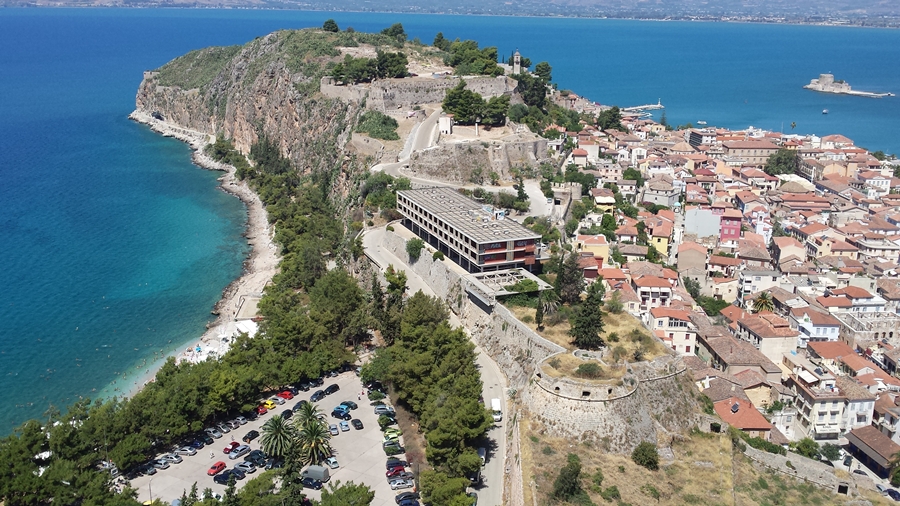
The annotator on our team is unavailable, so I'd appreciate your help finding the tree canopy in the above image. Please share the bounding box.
[765,148,801,176]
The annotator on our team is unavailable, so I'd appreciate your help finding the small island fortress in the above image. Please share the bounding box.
[804,73,894,98]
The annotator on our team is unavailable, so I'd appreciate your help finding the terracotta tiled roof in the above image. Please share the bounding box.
[709,255,742,267]
[839,354,876,374]
[848,426,900,462]
[831,286,874,299]
[678,241,707,254]
[738,313,799,339]
[650,307,692,321]
[834,376,876,402]
[714,396,773,431]
[633,275,671,288]
[807,341,855,360]
[733,369,768,389]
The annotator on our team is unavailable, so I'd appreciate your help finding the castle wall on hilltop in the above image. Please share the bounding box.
[321,75,518,110]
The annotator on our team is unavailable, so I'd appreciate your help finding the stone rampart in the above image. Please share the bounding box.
[321,75,517,110]
[742,446,855,495]
[409,138,549,183]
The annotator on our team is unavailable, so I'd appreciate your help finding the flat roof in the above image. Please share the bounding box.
[398,187,540,245]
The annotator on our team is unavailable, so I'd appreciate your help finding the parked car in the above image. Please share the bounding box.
[205,427,223,439]
[243,430,260,443]
[466,492,478,505]
[383,427,403,437]
[226,419,241,429]
[340,401,358,410]
[398,500,420,506]
[229,445,251,460]
[331,408,351,420]
[277,390,294,400]
[263,399,276,410]
[386,458,409,470]
[390,478,415,490]
[297,381,311,392]
[325,456,339,469]
[853,469,868,476]
[270,396,285,405]
[294,400,309,411]
[301,477,323,490]
[329,424,339,436]
[245,450,267,467]
[215,423,231,434]
[223,442,240,454]
[311,390,326,402]
[324,384,340,395]
[256,405,268,415]
[265,457,284,470]
[198,433,215,445]
[214,469,244,485]
[282,409,293,420]
[351,419,364,430]
[139,463,157,476]
[887,489,900,501]
[311,377,324,387]
[208,461,226,476]
[235,416,248,425]
[375,405,396,416]
[152,459,170,470]
[175,446,197,456]
[394,492,419,504]
[160,453,182,464]
[234,461,256,474]
[383,433,401,443]
[243,410,258,422]
[877,484,890,494]
[386,466,408,478]
[188,439,206,450]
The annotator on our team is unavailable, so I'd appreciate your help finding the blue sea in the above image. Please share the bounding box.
[1,9,899,432]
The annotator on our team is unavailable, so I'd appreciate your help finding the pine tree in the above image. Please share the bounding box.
[535,292,545,330]
[569,283,605,349]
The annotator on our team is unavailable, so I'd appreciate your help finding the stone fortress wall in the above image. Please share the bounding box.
[321,75,518,111]
[379,228,701,452]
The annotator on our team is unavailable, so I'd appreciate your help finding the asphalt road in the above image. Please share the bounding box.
[129,372,407,506]
[362,227,507,506]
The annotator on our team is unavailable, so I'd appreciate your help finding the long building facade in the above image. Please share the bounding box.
[396,188,541,272]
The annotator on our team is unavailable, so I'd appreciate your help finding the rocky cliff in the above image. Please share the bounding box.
[134,30,375,184]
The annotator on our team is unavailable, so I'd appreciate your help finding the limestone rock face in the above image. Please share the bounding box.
[134,31,360,182]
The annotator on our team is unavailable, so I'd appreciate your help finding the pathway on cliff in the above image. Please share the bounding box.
[362,227,507,506]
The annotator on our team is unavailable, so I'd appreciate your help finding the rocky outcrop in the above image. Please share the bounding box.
[409,135,549,183]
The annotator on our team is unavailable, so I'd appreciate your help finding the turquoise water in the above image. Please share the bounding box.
[1,9,898,432]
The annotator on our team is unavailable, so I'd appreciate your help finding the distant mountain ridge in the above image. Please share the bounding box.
[8,0,900,22]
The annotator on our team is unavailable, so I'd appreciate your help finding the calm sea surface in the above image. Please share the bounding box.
[1,8,898,432]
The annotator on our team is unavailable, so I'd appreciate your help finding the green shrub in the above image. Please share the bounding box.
[355,110,400,140]
[641,484,660,500]
[542,445,556,455]
[432,251,444,261]
[521,315,534,324]
[592,468,604,486]
[406,238,425,261]
[631,441,660,470]
[368,390,385,401]
[600,485,620,501]
[575,362,603,379]
[386,225,395,231]
[607,332,619,342]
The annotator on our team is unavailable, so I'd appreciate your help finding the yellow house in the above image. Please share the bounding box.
[650,223,671,256]
[575,234,610,264]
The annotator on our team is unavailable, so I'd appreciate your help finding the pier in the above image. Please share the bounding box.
[622,99,665,112]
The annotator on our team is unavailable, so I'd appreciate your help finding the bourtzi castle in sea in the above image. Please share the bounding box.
[804,73,894,98]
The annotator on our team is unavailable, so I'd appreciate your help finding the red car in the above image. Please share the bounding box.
[256,405,268,415]
[276,390,294,400]
[386,466,406,478]
[223,441,240,454]
[208,461,226,476]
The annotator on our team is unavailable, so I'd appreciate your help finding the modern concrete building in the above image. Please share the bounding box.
[396,187,541,272]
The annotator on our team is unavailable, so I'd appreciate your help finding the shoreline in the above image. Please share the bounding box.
[123,110,280,398]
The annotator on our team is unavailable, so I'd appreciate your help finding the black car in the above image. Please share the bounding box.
[310,390,326,402]
[213,469,245,485]
[242,430,260,443]
[365,380,384,392]
[282,409,293,420]
[395,492,420,504]
[245,449,267,467]
[294,400,308,411]
[311,377,324,387]
[301,477,323,490]
[265,457,284,470]
[351,419,364,430]
[386,458,409,470]
[331,409,351,420]
[243,410,258,421]
[297,381,311,392]
[197,433,215,445]
[324,384,340,395]
[340,401,358,410]
[887,489,900,501]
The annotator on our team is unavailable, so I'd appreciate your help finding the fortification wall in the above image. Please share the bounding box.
[409,138,548,183]
[321,75,518,110]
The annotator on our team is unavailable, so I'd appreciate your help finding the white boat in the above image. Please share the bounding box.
[822,109,829,114]
[697,120,707,125]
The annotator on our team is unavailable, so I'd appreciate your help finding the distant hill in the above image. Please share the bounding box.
[7,0,900,22]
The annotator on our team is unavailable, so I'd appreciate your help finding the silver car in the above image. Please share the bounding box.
[329,424,339,436]
[160,453,182,464]
[152,459,170,470]
[234,461,256,474]
[216,423,231,434]
[270,396,285,405]
[390,478,414,490]
[229,445,251,460]
[205,427,223,439]
[235,416,248,425]
[174,446,197,456]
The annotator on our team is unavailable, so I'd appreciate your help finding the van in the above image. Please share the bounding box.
[490,398,502,422]
[477,447,486,466]
[301,464,330,483]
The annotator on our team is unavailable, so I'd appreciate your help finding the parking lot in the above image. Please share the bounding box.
[130,370,408,506]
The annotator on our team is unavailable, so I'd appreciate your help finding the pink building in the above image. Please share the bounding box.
[720,208,743,242]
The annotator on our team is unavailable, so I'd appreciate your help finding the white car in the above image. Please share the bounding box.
[174,446,197,456]
[325,457,339,469]
[329,424,339,436]
[234,461,256,474]
[159,453,182,464]
[271,397,285,405]
[390,478,415,490]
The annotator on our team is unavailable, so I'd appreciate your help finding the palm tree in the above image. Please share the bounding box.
[753,292,774,313]
[295,419,333,466]
[292,402,324,431]
[790,121,796,131]
[260,415,296,458]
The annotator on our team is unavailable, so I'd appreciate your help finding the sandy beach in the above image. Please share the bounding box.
[124,110,280,397]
